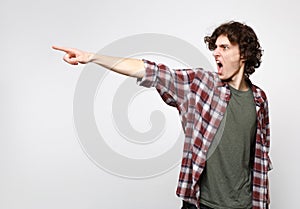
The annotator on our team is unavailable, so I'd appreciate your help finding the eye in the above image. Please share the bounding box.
[222,45,229,50]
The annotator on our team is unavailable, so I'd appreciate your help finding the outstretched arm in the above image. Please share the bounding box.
[52,46,145,78]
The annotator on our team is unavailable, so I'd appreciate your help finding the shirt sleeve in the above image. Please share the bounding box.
[137,59,196,108]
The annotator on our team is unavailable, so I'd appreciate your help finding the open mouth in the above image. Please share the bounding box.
[216,60,223,74]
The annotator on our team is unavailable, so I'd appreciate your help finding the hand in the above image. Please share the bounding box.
[52,46,94,65]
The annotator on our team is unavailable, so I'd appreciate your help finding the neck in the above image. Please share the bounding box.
[228,77,249,91]
[228,65,249,91]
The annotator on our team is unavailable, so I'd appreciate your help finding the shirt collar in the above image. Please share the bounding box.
[216,75,265,106]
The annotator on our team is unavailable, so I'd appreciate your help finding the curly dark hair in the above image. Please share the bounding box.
[204,21,263,77]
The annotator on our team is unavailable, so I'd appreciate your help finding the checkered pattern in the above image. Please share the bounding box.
[138,60,272,209]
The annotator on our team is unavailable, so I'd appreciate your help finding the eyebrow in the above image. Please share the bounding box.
[217,44,230,48]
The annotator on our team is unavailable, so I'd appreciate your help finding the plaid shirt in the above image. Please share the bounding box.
[138,60,273,209]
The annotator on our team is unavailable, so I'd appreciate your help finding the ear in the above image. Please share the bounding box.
[240,53,246,63]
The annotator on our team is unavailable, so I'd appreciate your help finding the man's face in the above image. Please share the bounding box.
[213,35,245,81]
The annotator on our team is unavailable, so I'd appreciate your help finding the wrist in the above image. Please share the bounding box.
[87,52,96,63]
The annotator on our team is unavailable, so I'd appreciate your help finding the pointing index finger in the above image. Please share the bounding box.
[52,45,72,53]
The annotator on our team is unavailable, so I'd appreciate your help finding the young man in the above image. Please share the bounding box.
[53,21,272,209]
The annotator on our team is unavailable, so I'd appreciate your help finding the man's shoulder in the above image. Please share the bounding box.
[190,67,218,81]
[250,83,268,101]
[173,67,218,83]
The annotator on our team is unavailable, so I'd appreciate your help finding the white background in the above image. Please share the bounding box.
[1,0,299,208]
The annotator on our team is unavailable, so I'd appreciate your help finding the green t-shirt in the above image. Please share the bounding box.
[199,85,257,209]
